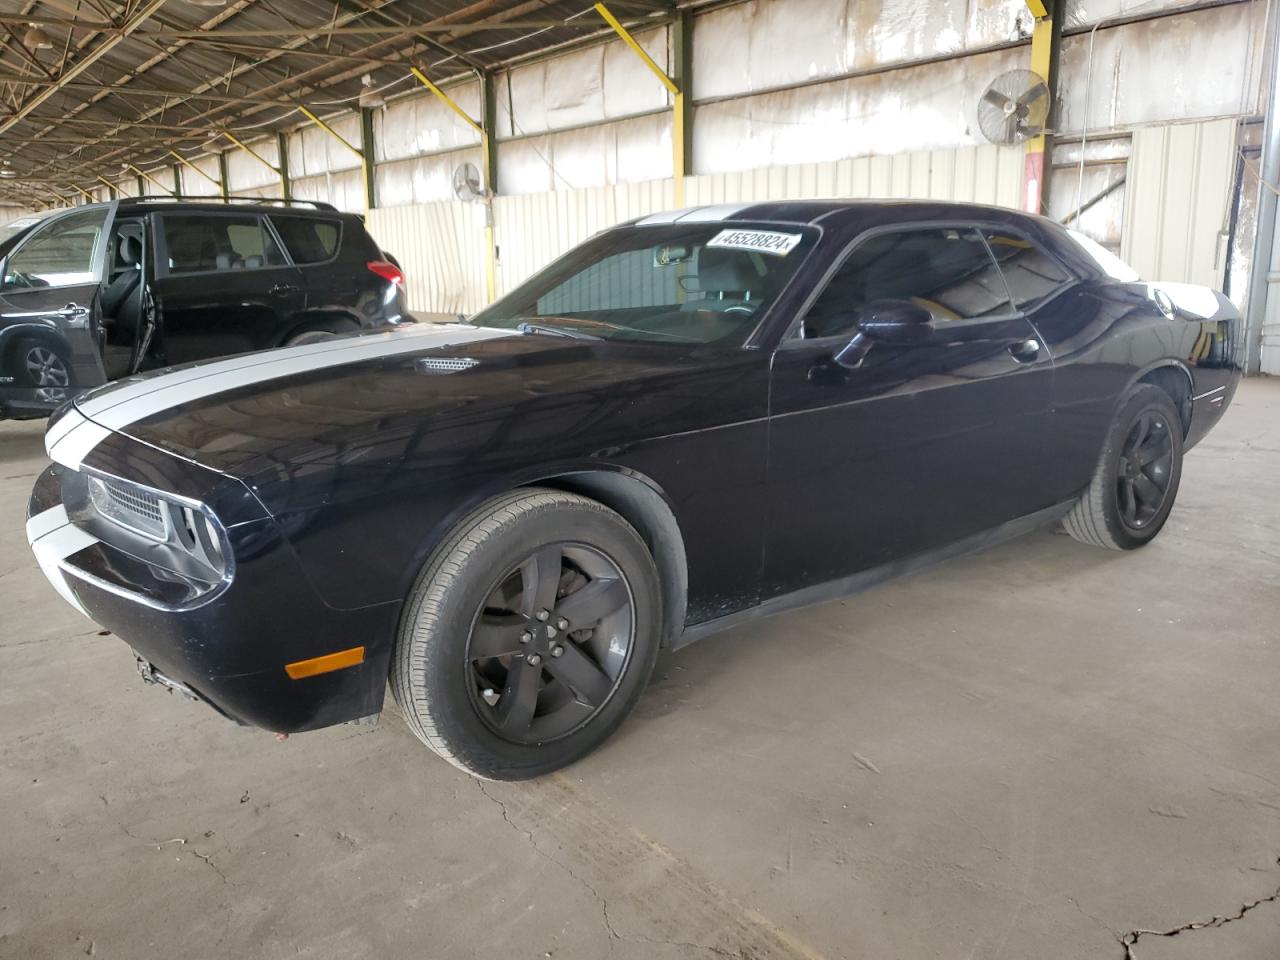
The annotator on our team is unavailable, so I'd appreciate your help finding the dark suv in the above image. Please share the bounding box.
[0,198,410,419]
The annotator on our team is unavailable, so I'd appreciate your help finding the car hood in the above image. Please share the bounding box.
[59,323,723,496]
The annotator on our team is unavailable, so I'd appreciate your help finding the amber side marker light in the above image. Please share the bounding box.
[285,646,366,680]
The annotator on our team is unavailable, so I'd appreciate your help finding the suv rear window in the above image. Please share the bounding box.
[270,216,341,264]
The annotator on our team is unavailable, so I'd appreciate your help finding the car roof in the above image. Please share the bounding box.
[630,198,1051,233]
[115,199,343,217]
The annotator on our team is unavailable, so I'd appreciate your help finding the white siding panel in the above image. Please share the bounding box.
[366,201,488,315]
[368,145,1022,314]
[1122,119,1236,286]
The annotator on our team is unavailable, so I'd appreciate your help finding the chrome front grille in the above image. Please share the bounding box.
[87,475,167,539]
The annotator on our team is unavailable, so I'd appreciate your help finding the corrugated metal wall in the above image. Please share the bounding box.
[368,143,1023,314]
[369,201,489,317]
[1122,118,1238,288]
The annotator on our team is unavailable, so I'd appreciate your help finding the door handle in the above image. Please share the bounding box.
[1008,338,1041,363]
[269,283,299,297]
[55,303,91,325]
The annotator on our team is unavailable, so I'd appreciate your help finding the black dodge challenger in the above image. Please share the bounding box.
[27,200,1242,779]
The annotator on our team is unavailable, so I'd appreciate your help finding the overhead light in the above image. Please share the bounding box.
[0,161,16,180]
[187,0,230,7]
[358,74,385,110]
[23,24,53,50]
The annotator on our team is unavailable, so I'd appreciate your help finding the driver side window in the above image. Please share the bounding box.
[3,208,108,291]
[801,227,1012,339]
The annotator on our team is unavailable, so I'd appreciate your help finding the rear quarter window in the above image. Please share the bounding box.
[270,216,341,264]
[982,230,1073,310]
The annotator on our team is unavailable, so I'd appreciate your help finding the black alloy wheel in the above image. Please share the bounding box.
[391,488,661,780]
[1115,411,1174,532]
[466,542,634,744]
[1063,383,1184,550]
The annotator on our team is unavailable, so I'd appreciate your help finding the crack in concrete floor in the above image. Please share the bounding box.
[1119,856,1280,959]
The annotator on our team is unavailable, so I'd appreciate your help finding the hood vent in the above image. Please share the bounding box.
[416,356,479,375]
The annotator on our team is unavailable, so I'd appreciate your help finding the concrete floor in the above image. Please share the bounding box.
[3,382,1280,960]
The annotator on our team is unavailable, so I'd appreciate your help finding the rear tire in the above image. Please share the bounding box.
[391,488,662,780]
[1063,384,1184,550]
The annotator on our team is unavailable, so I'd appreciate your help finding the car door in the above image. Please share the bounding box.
[980,227,1117,506]
[267,213,354,313]
[152,211,305,365]
[0,203,116,410]
[764,224,1055,599]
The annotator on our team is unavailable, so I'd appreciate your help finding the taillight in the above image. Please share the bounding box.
[367,260,404,286]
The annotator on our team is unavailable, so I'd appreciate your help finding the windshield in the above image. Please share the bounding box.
[1068,229,1140,282]
[473,222,819,346]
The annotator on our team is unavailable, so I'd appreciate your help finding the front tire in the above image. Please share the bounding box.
[391,488,662,780]
[12,337,71,403]
[1063,384,1184,550]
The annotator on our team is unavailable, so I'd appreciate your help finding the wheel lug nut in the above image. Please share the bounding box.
[528,654,542,666]
[520,631,532,643]
[556,618,568,630]
[551,645,563,657]
[536,610,550,622]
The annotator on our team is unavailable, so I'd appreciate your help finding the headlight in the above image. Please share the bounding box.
[87,474,169,540]
[74,469,230,584]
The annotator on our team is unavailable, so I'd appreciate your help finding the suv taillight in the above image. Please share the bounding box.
[368,260,404,286]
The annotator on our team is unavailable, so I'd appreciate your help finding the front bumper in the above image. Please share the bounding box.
[27,454,400,733]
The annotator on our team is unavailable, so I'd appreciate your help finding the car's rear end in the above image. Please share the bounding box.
[274,209,411,329]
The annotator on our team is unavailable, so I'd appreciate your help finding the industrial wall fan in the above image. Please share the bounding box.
[452,161,486,202]
[977,69,1051,144]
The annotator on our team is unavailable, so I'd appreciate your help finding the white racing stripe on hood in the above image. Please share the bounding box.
[46,324,514,470]
[26,505,97,617]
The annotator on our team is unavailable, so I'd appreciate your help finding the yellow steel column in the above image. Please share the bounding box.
[1023,0,1055,213]
[594,2,685,206]
[410,67,497,304]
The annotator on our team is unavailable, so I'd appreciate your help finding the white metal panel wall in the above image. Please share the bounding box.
[376,80,482,162]
[691,0,1031,100]
[693,45,1026,171]
[291,169,366,213]
[225,137,281,193]
[498,113,672,195]
[1121,119,1237,286]
[497,26,669,138]
[288,114,362,178]
[365,201,489,315]
[493,179,676,298]
[1055,3,1264,137]
[179,155,222,198]
[683,145,1022,207]
[376,146,485,207]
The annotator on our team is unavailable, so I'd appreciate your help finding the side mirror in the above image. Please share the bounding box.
[834,299,934,366]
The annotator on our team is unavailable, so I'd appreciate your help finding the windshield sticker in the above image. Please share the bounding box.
[706,229,803,257]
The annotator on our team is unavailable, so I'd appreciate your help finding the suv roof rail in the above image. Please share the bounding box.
[126,196,340,212]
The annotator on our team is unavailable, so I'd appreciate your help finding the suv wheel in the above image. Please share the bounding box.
[285,330,338,347]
